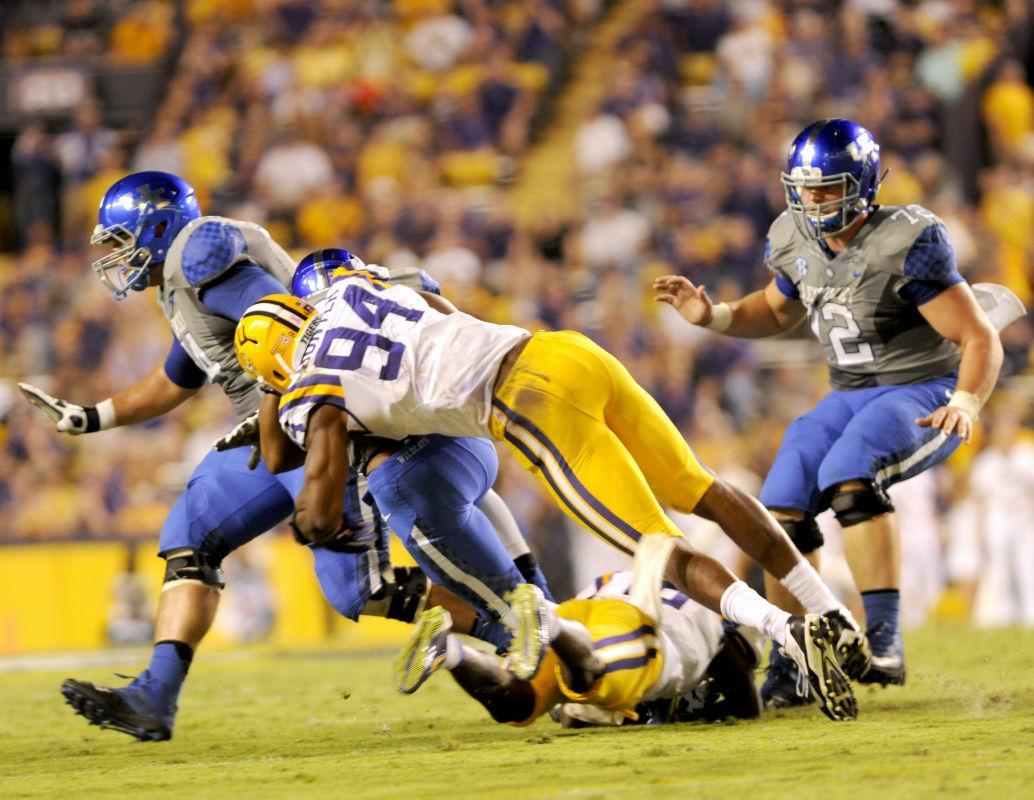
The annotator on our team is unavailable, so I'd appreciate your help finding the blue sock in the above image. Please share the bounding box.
[468,617,512,655]
[861,589,901,655]
[133,640,193,713]
[514,554,555,603]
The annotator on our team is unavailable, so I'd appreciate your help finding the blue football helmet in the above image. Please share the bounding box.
[780,119,881,238]
[291,248,366,302]
[91,171,201,299]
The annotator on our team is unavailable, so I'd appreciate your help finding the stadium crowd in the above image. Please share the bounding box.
[1,0,1032,627]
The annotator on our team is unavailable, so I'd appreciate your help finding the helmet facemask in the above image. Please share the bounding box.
[91,222,153,299]
[780,167,868,239]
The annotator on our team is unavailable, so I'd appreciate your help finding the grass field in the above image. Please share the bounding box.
[1,626,1032,799]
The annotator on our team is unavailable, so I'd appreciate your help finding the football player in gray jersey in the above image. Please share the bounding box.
[18,171,535,741]
[655,119,1003,697]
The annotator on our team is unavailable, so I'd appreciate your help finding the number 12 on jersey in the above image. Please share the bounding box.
[814,302,875,367]
[315,284,424,380]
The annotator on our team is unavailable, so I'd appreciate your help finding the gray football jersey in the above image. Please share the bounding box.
[158,217,440,421]
[765,205,962,390]
[159,216,296,421]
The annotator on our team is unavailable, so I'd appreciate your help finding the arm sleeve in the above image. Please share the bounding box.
[899,223,965,306]
[199,263,289,320]
[163,338,209,389]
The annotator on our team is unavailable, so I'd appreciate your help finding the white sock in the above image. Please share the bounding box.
[720,580,791,646]
[780,560,842,616]
[444,634,464,669]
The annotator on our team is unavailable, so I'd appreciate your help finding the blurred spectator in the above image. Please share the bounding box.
[11,125,60,245]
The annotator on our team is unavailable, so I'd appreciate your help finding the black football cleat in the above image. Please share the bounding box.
[824,609,873,680]
[781,614,858,721]
[857,621,906,686]
[61,679,173,742]
[761,644,813,709]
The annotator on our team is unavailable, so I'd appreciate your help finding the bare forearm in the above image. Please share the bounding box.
[723,290,799,338]
[956,330,1003,405]
[110,366,198,425]
[293,406,350,543]
[259,392,305,473]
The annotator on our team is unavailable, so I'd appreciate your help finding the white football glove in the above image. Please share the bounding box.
[214,412,259,451]
[214,412,262,470]
[18,382,104,435]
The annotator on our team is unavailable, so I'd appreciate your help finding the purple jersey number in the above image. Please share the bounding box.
[314,284,424,380]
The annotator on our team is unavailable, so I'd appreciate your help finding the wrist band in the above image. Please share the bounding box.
[947,390,981,420]
[705,302,732,332]
[96,398,117,429]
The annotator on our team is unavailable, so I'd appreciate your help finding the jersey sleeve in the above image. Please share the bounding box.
[329,262,394,290]
[163,337,209,389]
[899,223,965,305]
[180,221,249,288]
[199,262,288,320]
[764,213,802,299]
[277,371,347,449]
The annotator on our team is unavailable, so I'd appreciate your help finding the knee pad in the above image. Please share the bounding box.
[162,548,226,592]
[361,566,429,623]
[776,516,824,555]
[829,482,894,528]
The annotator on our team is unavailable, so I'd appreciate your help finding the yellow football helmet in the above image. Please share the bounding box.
[235,294,316,392]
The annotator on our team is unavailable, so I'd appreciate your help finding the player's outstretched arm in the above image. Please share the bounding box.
[653,276,806,338]
[916,283,1003,443]
[19,363,198,434]
[291,404,351,545]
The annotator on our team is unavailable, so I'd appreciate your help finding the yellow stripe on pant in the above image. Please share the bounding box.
[490,330,715,554]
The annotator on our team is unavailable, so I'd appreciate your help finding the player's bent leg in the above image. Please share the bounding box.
[367,436,525,622]
[63,448,296,742]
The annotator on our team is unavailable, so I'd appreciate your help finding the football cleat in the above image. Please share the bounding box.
[780,614,858,722]
[61,679,173,742]
[393,606,453,695]
[825,609,873,680]
[858,622,906,686]
[504,583,550,681]
[761,645,813,709]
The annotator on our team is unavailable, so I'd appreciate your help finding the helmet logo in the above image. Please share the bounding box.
[845,131,876,162]
[272,333,294,356]
[119,183,172,213]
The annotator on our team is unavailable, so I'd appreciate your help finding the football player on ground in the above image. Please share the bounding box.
[653,119,1004,702]
[236,255,869,722]
[394,539,762,728]
[19,172,541,741]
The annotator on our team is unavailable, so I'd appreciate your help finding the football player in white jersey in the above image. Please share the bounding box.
[392,540,761,728]
[19,172,527,741]
[236,250,870,721]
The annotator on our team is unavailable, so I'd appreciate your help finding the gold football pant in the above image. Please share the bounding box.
[490,330,714,555]
[517,597,663,724]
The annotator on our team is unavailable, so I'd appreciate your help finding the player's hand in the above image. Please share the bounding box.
[18,382,98,435]
[653,275,715,326]
[214,412,259,452]
[916,405,974,444]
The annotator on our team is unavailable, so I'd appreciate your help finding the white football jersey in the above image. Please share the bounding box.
[278,266,530,448]
[577,571,723,702]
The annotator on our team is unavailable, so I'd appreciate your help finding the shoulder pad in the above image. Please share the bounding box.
[181,221,248,288]
[764,212,801,276]
[866,205,949,274]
